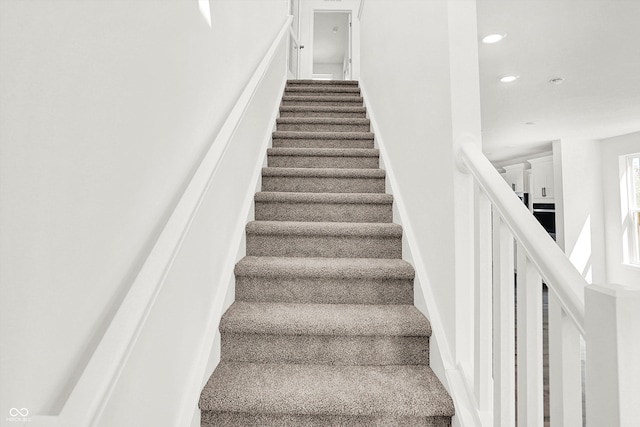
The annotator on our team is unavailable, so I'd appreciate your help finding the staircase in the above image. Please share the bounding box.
[199,80,455,426]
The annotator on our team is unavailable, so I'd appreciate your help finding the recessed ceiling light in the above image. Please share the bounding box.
[549,77,565,85]
[482,33,507,44]
[500,75,519,83]
[525,122,536,125]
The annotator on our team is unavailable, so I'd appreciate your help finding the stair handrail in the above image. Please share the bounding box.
[459,141,586,333]
[29,16,293,427]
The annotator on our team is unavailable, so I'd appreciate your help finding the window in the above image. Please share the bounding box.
[626,154,640,264]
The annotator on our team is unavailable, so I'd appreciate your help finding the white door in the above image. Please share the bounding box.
[287,0,301,79]
[310,11,351,80]
[298,1,359,80]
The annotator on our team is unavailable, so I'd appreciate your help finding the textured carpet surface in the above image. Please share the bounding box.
[202,413,452,427]
[267,147,379,157]
[277,117,370,125]
[201,363,454,417]
[262,166,385,178]
[279,105,367,119]
[255,191,392,204]
[220,302,430,336]
[273,131,374,140]
[235,256,412,278]
[235,277,414,305]
[246,220,402,237]
[199,80,454,425]
[282,95,364,107]
[287,79,359,85]
[272,131,375,149]
[285,86,362,93]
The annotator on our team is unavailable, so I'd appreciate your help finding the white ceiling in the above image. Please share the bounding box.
[476,0,640,163]
[313,12,349,64]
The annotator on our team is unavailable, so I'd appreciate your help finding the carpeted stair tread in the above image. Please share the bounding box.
[236,256,413,279]
[254,192,392,222]
[277,117,370,126]
[220,302,430,336]
[280,105,367,114]
[235,257,414,305]
[261,168,385,193]
[288,79,359,86]
[245,221,402,258]
[276,117,370,132]
[262,167,385,178]
[272,131,375,149]
[282,95,363,103]
[200,363,455,418]
[254,192,392,205]
[267,147,379,158]
[246,220,402,237]
[273,130,374,140]
[285,86,361,94]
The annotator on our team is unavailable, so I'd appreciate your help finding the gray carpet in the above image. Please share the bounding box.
[199,80,454,425]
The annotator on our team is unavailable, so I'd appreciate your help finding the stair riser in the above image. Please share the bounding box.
[287,83,358,88]
[262,176,385,193]
[288,80,359,86]
[203,413,452,427]
[236,277,413,304]
[280,110,366,118]
[282,99,363,107]
[267,155,378,169]
[255,201,391,222]
[246,234,402,258]
[221,334,428,365]
[272,138,374,149]
[284,90,361,97]
[277,123,370,132]
[286,85,360,90]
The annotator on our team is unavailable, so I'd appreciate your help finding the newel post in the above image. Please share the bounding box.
[585,284,640,426]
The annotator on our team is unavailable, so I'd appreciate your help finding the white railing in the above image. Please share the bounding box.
[459,141,640,426]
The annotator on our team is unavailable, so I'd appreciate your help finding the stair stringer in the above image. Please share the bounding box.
[360,83,484,427]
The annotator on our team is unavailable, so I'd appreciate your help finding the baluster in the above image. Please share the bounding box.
[473,185,493,411]
[492,214,515,426]
[516,247,543,425]
[548,292,582,426]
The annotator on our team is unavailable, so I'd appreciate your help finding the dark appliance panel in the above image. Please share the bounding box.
[532,203,556,240]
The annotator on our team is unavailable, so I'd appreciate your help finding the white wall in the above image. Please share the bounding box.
[0,0,286,419]
[359,0,482,383]
[553,139,607,284]
[360,0,455,355]
[313,63,344,79]
[601,132,640,288]
[98,33,289,427]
